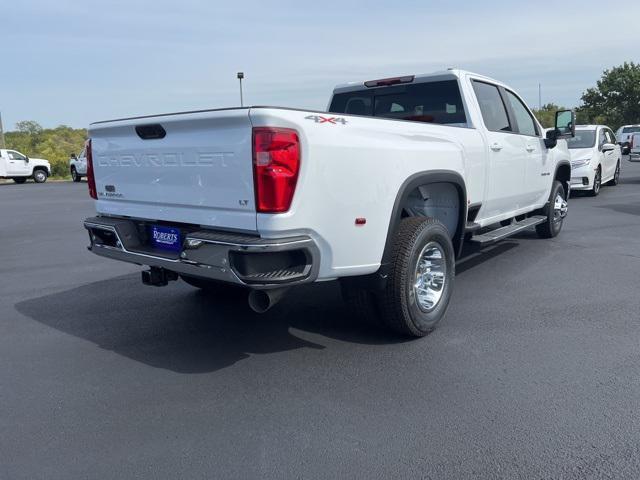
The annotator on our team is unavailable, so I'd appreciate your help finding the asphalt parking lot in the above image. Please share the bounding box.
[2,160,640,479]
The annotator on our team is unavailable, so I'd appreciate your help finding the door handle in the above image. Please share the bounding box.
[490,142,503,151]
[526,145,536,152]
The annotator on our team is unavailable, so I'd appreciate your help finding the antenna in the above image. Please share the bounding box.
[0,112,5,148]
[538,83,542,111]
[237,72,244,107]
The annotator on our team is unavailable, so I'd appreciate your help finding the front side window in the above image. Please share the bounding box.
[8,150,26,161]
[604,129,616,144]
[505,90,538,136]
[471,81,511,133]
[329,80,468,126]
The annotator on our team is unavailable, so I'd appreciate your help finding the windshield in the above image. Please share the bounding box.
[566,130,596,149]
[328,80,468,127]
[622,127,640,134]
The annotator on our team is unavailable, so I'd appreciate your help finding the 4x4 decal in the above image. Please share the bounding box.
[305,115,347,125]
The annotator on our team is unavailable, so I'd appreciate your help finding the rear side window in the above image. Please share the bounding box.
[505,90,539,136]
[472,81,511,133]
[329,80,468,126]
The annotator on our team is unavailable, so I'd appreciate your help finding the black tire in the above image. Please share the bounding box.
[71,167,81,182]
[13,177,27,184]
[180,275,245,296]
[587,166,601,196]
[606,161,620,186]
[379,217,455,336]
[33,169,48,183]
[536,180,567,239]
[343,217,455,337]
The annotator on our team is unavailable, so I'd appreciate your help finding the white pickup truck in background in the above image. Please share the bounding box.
[0,149,51,183]
[69,146,88,182]
[629,133,640,161]
[83,69,574,337]
[616,124,640,154]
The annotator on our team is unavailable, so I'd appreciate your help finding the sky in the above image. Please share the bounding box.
[2,0,640,131]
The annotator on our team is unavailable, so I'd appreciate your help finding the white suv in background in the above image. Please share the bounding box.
[69,146,87,182]
[569,125,621,196]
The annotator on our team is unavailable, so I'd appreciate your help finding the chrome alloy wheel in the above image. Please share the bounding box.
[34,170,46,182]
[553,192,568,223]
[413,241,447,313]
[594,168,601,194]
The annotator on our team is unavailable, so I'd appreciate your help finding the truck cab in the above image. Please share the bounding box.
[0,149,51,183]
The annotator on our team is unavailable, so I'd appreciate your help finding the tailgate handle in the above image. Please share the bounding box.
[135,124,166,140]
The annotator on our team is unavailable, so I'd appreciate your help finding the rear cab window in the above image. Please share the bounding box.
[329,79,469,127]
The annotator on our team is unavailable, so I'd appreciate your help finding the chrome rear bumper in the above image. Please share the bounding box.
[84,216,320,289]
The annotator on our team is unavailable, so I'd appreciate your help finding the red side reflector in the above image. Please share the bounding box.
[252,127,300,213]
[364,75,415,88]
[86,139,97,199]
[355,217,366,226]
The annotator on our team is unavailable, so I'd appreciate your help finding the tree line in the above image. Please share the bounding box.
[531,62,639,129]
[4,62,640,178]
[5,121,87,177]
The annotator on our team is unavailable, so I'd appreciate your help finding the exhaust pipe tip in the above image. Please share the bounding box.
[248,288,289,313]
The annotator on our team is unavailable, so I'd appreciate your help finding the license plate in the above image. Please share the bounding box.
[150,225,182,252]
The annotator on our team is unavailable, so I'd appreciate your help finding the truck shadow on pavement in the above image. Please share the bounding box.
[15,240,523,374]
[14,273,404,374]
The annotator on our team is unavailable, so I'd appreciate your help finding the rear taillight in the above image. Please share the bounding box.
[630,136,634,149]
[86,139,97,199]
[252,127,300,213]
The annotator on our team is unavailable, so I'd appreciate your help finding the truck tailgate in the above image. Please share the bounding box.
[89,109,256,231]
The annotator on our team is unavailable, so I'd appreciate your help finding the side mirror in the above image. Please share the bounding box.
[601,143,615,152]
[545,129,558,149]
[554,110,576,139]
[70,153,77,160]
[25,156,30,163]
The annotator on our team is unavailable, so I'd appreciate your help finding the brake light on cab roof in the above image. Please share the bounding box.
[364,75,415,88]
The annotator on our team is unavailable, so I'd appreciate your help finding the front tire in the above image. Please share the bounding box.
[71,167,81,182]
[536,180,567,239]
[33,169,48,183]
[587,166,601,196]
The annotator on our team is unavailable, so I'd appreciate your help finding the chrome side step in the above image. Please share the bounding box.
[470,215,546,245]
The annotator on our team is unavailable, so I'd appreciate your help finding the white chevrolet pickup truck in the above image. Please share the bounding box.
[0,149,51,183]
[84,69,574,337]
